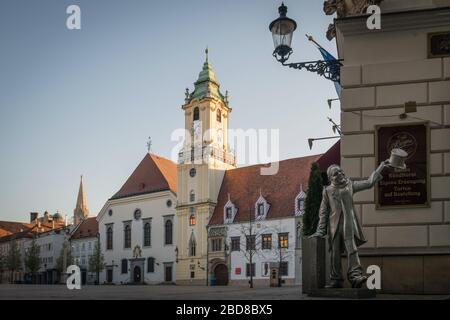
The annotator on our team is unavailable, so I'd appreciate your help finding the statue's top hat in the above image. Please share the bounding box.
[387,148,408,169]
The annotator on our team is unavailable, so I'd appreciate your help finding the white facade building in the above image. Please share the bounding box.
[28,226,72,284]
[70,217,98,284]
[97,153,177,285]
[206,155,333,287]
[225,217,300,286]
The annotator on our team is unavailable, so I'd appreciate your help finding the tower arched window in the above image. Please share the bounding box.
[189,233,197,257]
[124,225,131,249]
[216,109,221,123]
[193,107,199,121]
[106,226,113,250]
[190,190,195,202]
[165,220,173,245]
[189,214,196,226]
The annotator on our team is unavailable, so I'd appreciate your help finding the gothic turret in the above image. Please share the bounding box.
[73,175,89,225]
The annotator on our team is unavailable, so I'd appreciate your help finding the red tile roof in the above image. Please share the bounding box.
[0,221,32,238]
[71,217,98,239]
[0,221,66,243]
[317,140,340,172]
[209,155,321,225]
[111,153,177,200]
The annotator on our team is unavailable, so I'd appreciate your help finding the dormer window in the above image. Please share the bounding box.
[255,193,270,221]
[295,184,307,216]
[225,207,232,220]
[297,198,305,211]
[257,203,264,216]
[223,196,237,224]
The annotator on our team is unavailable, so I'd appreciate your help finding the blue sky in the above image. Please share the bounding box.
[0,0,339,222]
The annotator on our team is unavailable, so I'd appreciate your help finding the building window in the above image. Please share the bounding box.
[189,234,196,257]
[147,257,155,273]
[297,198,305,212]
[257,203,265,216]
[216,110,221,122]
[225,207,232,220]
[121,259,128,274]
[190,271,195,279]
[124,224,131,249]
[190,190,195,202]
[246,235,256,251]
[106,226,113,250]
[193,107,199,121]
[165,220,173,245]
[262,234,272,250]
[88,242,92,251]
[246,263,256,277]
[211,238,222,252]
[280,262,288,276]
[144,222,151,247]
[278,233,289,249]
[231,237,240,251]
[189,214,196,226]
[81,243,85,251]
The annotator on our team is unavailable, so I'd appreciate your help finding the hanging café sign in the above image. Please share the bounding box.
[376,123,429,209]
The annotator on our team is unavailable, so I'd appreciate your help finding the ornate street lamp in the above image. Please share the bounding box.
[269,3,342,82]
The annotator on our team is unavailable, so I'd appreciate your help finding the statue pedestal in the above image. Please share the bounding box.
[308,288,376,299]
[301,237,326,294]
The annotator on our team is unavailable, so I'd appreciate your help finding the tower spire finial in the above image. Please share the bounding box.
[205,47,209,63]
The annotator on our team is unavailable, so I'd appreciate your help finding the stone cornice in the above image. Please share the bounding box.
[336,6,450,36]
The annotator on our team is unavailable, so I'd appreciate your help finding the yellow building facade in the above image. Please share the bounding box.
[176,51,236,285]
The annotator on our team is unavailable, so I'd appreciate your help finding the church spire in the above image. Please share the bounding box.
[185,48,228,105]
[74,175,89,225]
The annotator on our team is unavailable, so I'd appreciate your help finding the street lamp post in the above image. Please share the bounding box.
[269,3,342,82]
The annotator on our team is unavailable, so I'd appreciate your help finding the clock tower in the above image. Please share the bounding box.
[176,49,235,285]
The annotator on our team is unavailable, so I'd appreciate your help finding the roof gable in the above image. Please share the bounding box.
[111,153,177,200]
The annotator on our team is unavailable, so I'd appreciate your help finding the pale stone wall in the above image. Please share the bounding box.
[175,204,213,284]
[335,5,450,293]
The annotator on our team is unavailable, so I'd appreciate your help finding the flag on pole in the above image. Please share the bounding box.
[306,35,342,98]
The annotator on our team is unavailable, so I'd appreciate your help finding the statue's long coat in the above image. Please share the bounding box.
[317,171,382,251]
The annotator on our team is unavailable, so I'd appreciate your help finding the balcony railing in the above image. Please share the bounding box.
[178,145,236,166]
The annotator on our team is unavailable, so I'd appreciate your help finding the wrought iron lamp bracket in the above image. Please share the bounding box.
[280,59,343,82]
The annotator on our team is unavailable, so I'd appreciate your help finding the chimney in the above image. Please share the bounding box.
[30,212,38,224]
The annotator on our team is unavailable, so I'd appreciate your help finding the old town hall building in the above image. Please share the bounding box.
[174,51,332,286]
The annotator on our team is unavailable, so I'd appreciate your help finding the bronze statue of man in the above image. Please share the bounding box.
[310,161,388,288]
